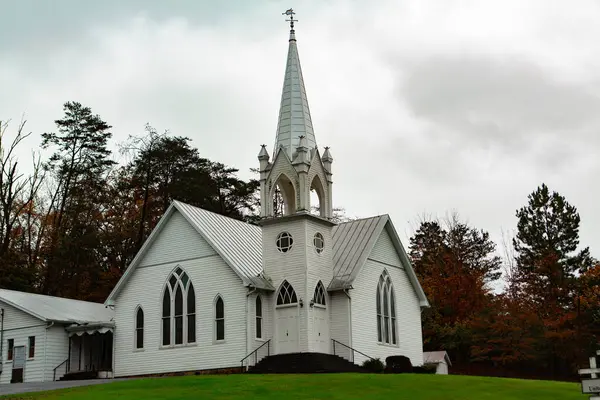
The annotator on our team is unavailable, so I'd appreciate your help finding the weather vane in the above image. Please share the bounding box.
[282,8,297,32]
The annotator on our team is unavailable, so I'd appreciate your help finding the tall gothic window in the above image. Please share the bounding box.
[215,295,225,341]
[313,281,326,306]
[162,266,196,346]
[376,270,397,345]
[135,306,144,349]
[255,295,263,339]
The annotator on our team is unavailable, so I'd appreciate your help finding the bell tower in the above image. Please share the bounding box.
[258,10,335,355]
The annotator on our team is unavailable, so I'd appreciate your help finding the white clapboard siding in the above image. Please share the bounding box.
[0,301,47,384]
[350,228,424,367]
[329,291,352,361]
[245,292,273,367]
[44,326,69,381]
[113,210,248,377]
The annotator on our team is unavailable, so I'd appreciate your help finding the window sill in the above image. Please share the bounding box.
[377,342,399,348]
[254,338,266,342]
[213,340,226,345]
[27,357,35,361]
[159,343,198,350]
[133,348,145,353]
[313,304,326,309]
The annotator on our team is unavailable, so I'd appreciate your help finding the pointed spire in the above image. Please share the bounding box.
[274,9,317,160]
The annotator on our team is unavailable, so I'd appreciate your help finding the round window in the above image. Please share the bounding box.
[276,232,294,253]
[314,232,324,254]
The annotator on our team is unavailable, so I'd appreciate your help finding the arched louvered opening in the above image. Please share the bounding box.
[376,270,397,345]
[161,266,196,346]
[276,280,298,306]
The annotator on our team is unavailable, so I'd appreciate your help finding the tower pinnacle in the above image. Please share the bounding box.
[282,8,298,40]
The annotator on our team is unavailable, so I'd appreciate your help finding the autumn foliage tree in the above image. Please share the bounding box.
[409,214,502,365]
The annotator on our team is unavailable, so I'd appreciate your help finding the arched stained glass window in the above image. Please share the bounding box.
[312,281,326,306]
[277,280,298,305]
[162,267,196,346]
[376,270,397,345]
[215,296,225,341]
[135,307,144,349]
[255,295,263,339]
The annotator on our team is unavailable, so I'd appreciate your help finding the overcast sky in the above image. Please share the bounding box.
[2,0,599,264]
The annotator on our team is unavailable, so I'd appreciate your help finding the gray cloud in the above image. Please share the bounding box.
[400,56,600,148]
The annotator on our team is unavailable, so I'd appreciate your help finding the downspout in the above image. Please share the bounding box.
[43,322,54,381]
[0,308,4,375]
[245,287,257,369]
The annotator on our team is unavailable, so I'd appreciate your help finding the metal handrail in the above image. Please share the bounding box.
[240,339,271,372]
[331,339,375,364]
[53,358,68,381]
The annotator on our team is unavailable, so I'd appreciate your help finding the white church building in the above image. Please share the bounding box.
[0,14,429,383]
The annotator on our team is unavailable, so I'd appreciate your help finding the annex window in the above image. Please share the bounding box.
[162,266,196,346]
[28,336,35,358]
[255,295,263,339]
[135,307,144,349]
[215,295,225,341]
[313,232,324,254]
[277,280,298,305]
[276,232,294,253]
[7,339,13,361]
[376,270,397,345]
[312,281,326,306]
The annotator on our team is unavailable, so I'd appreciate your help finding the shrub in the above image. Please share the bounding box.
[362,358,385,373]
[412,364,438,374]
[384,355,413,374]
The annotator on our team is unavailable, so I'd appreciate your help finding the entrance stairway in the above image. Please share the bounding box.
[59,371,99,381]
[247,352,368,374]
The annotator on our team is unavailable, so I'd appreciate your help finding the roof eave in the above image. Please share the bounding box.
[0,295,48,323]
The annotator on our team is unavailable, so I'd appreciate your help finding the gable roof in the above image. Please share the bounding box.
[106,201,273,303]
[329,215,430,307]
[106,201,428,308]
[424,351,452,366]
[0,288,114,324]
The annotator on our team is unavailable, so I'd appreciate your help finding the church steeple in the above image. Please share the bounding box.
[258,10,333,220]
[274,9,317,160]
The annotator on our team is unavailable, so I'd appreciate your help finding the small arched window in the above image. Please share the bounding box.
[376,270,397,345]
[255,295,263,339]
[313,281,326,306]
[162,266,196,346]
[135,307,144,349]
[215,295,225,341]
[277,280,298,305]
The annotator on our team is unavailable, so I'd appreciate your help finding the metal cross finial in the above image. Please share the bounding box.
[282,8,298,32]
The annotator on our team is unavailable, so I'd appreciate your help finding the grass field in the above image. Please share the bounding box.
[1,373,587,400]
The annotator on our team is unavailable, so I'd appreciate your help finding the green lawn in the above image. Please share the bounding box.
[2,374,587,400]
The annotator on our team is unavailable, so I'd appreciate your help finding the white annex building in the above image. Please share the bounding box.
[0,13,429,383]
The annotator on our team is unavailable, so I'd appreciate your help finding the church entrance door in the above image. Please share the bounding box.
[312,306,329,353]
[275,305,298,354]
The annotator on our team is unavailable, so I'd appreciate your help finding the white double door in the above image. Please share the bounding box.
[276,305,299,354]
[312,306,329,353]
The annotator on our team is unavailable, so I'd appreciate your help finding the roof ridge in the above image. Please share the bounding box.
[172,200,258,228]
[335,214,389,225]
[0,288,104,305]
